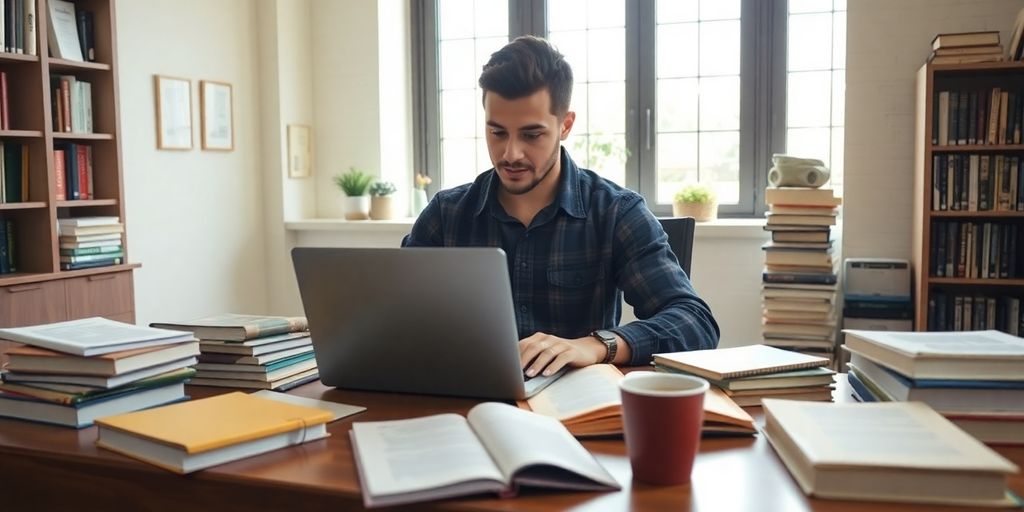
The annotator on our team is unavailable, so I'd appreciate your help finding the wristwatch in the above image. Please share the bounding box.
[591,329,617,364]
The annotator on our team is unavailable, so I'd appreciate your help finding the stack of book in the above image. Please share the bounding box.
[150,314,318,391]
[0,317,198,428]
[844,329,1024,446]
[762,186,842,363]
[929,31,1003,65]
[58,216,123,270]
[653,344,835,407]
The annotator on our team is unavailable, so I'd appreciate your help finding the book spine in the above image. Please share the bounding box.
[6,217,13,272]
[0,217,8,274]
[75,9,86,62]
[13,0,21,53]
[76,144,88,200]
[23,0,32,56]
[0,71,7,130]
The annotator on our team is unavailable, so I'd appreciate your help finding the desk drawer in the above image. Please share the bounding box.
[65,270,135,319]
[0,280,68,327]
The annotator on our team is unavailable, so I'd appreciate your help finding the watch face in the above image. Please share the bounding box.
[593,330,615,342]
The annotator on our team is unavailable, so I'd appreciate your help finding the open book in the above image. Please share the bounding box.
[517,365,755,437]
[350,402,619,508]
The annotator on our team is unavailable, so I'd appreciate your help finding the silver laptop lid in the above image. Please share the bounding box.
[292,247,536,400]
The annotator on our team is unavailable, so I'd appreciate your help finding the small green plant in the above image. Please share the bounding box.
[674,183,717,204]
[369,181,397,197]
[334,167,374,196]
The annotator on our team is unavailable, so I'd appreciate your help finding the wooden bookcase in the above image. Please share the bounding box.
[912,61,1024,333]
[0,0,136,357]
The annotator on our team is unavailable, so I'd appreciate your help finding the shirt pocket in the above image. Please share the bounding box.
[547,263,605,306]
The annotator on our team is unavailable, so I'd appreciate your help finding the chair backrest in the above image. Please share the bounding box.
[657,217,696,277]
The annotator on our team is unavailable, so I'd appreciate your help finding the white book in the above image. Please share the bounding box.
[0,382,185,428]
[762,400,1019,506]
[45,0,83,61]
[842,329,1024,381]
[24,0,35,56]
[0,317,196,357]
[351,402,619,508]
[58,216,119,227]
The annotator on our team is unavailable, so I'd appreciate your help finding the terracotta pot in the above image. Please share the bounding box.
[343,195,370,220]
[672,200,718,222]
[369,196,394,220]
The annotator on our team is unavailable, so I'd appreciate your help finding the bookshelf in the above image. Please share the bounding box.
[0,0,136,353]
[912,61,1024,334]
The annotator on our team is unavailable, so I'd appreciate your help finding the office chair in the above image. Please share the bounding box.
[657,217,696,277]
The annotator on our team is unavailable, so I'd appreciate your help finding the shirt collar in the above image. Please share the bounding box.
[473,146,588,219]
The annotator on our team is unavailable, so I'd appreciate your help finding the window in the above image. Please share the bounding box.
[413,0,847,217]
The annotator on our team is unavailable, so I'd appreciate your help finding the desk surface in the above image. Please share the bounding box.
[0,377,1021,512]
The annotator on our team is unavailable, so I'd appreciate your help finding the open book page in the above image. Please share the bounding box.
[524,364,623,421]
[351,413,506,499]
[467,403,620,491]
[703,387,755,432]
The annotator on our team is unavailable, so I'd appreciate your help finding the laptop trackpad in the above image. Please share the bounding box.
[523,368,568,398]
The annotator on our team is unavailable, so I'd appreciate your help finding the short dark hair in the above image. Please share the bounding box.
[478,35,573,118]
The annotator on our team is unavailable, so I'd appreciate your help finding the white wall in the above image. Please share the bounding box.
[844,0,1023,260]
[117,0,268,325]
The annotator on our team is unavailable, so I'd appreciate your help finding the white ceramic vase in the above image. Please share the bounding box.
[344,195,371,220]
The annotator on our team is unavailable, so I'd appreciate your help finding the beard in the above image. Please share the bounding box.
[496,143,561,196]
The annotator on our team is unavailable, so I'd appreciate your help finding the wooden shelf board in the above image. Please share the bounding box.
[0,202,47,210]
[0,52,40,63]
[55,199,118,207]
[47,58,111,72]
[52,132,114,141]
[0,130,44,138]
[0,264,140,287]
[929,210,1024,218]
[928,278,1024,286]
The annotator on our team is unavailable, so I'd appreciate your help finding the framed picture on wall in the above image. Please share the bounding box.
[154,75,193,150]
[200,80,234,151]
[287,124,312,178]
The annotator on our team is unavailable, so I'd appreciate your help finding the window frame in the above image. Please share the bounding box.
[413,0,796,217]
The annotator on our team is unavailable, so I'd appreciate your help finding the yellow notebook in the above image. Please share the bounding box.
[95,391,332,473]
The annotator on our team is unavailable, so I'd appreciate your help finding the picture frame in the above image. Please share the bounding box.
[287,124,313,178]
[154,75,193,150]
[200,80,234,151]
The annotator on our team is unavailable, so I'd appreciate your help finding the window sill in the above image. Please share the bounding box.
[285,217,769,239]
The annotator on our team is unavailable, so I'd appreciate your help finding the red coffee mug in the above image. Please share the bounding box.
[619,372,709,485]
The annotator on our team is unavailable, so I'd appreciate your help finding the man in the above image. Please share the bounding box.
[403,35,719,378]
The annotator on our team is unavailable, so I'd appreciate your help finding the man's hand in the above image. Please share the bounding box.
[519,332,606,377]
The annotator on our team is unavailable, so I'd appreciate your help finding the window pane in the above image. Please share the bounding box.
[473,0,508,37]
[699,131,739,204]
[789,0,834,14]
[833,11,846,68]
[832,69,845,126]
[657,78,699,132]
[588,28,626,82]
[442,138,479,188]
[439,39,476,90]
[570,83,589,133]
[830,127,844,189]
[549,31,589,81]
[441,90,477,139]
[574,133,628,185]
[699,76,739,131]
[698,0,740,21]
[656,133,698,204]
[657,23,698,78]
[786,127,830,163]
[787,71,831,127]
[699,20,740,76]
[587,0,625,29]
[549,0,589,31]
[789,13,833,71]
[439,0,475,39]
[587,82,625,134]
[657,0,697,23]
[476,37,508,80]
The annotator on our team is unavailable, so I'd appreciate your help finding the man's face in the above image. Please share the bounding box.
[484,88,574,196]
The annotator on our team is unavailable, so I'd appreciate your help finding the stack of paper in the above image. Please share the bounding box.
[762,187,842,364]
[843,329,1024,446]
[654,344,835,407]
[150,314,318,391]
[0,317,197,427]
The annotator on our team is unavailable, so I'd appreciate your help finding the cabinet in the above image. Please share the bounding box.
[0,0,136,358]
[912,62,1024,334]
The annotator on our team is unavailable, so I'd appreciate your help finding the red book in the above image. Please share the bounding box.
[76,145,89,200]
[0,71,8,130]
[54,149,66,201]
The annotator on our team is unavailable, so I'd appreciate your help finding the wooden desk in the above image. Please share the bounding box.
[0,378,1020,511]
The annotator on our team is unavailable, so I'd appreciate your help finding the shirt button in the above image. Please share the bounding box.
[519,305,528,313]
[520,261,528,269]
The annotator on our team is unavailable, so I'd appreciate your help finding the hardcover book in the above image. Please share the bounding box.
[4,342,200,376]
[150,313,308,341]
[842,329,1024,380]
[654,344,829,381]
[0,317,196,357]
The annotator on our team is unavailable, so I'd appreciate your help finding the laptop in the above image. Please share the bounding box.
[291,247,565,400]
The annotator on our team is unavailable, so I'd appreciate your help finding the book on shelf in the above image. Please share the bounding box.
[932,31,1000,51]
[763,399,1019,506]
[57,224,123,237]
[653,344,829,381]
[197,331,312,356]
[0,317,196,357]
[842,329,1024,380]
[0,381,187,429]
[655,365,835,392]
[59,244,123,256]
[929,53,1004,65]
[46,0,83,61]
[764,187,841,207]
[76,9,95,61]
[350,402,619,508]
[516,365,755,437]
[150,313,309,342]
[58,216,120,227]
[60,257,122,271]
[95,391,332,474]
[0,367,195,406]
[4,342,200,377]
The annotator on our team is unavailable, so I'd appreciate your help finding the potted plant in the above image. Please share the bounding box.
[412,172,432,216]
[673,183,718,222]
[334,167,374,220]
[368,181,398,220]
